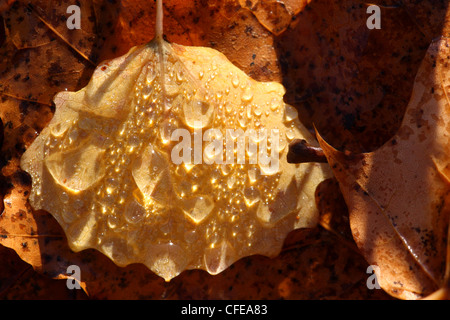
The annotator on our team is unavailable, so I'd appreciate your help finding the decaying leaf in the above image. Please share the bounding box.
[238,0,312,36]
[19,1,330,281]
[318,38,450,299]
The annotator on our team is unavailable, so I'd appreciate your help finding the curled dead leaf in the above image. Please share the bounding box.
[318,37,450,299]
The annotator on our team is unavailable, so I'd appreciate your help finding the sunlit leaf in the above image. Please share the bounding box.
[20,2,330,281]
[318,38,450,299]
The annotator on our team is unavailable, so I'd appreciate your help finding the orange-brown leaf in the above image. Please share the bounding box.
[318,38,450,299]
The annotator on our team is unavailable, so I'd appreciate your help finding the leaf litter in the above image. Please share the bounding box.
[3,0,448,300]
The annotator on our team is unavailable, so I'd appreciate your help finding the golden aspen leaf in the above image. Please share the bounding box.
[20,1,330,281]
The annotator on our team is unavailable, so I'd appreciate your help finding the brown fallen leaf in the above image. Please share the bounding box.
[318,37,450,299]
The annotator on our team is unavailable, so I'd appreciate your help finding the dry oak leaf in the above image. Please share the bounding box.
[318,37,450,299]
[20,26,330,280]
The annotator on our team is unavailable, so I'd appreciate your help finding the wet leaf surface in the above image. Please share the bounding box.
[19,31,330,280]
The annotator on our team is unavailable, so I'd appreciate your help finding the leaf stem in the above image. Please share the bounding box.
[155,0,163,43]
[287,139,327,164]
